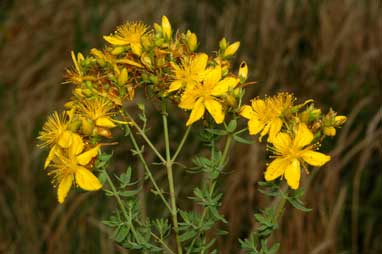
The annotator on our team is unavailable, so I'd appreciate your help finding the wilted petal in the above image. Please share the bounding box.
[75,167,102,191]
[204,98,224,124]
[57,175,73,203]
[285,159,301,189]
[301,150,331,167]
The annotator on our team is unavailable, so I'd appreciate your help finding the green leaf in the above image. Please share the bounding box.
[233,134,254,144]
[226,119,237,133]
[179,229,197,242]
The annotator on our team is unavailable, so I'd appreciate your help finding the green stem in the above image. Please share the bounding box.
[125,111,166,164]
[161,102,183,254]
[186,135,233,254]
[103,169,173,253]
[274,188,288,223]
[128,130,172,212]
[171,126,191,163]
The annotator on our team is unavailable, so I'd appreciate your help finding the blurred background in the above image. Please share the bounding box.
[0,0,381,253]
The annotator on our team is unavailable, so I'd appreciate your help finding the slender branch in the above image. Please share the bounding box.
[187,135,233,254]
[125,111,166,163]
[162,101,183,254]
[171,126,191,163]
[128,130,172,212]
[151,232,176,254]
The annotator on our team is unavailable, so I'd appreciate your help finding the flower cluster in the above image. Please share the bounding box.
[240,94,346,189]
[38,16,346,202]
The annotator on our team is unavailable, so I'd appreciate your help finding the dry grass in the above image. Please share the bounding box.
[0,0,381,253]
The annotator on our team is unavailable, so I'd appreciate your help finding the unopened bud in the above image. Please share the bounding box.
[118,68,128,86]
[161,16,172,39]
[324,126,336,136]
[111,46,125,55]
[186,30,198,51]
[334,115,347,126]
[238,61,248,83]
[81,118,94,135]
[223,41,240,57]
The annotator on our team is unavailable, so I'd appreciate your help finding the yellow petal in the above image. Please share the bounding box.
[293,123,313,148]
[57,175,73,203]
[77,145,100,166]
[211,81,229,96]
[191,53,208,73]
[168,80,184,93]
[131,43,142,56]
[44,145,57,169]
[58,130,73,148]
[204,98,225,124]
[68,133,84,156]
[259,123,271,141]
[301,150,331,167]
[272,133,292,154]
[75,167,102,191]
[239,105,254,119]
[265,158,290,181]
[284,159,301,189]
[96,117,116,128]
[179,90,198,109]
[204,66,221,85]
[251,99,266,114]
[220,77,239,89]
[116,59,144,68]
[268,118,283,141]
[248,118,265,135]
[186,98,205,126]
[103,35,128,45]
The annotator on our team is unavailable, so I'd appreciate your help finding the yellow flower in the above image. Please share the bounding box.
[38,112,74,148]
[264,123,331,189]
[78,97,117,129]
[240,93,294,141]
[49,134,102,203]
[168,53,209,93]
[179,65,239,126]
[103,22,148,56]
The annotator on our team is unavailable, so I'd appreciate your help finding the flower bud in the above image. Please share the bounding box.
[238,61,248,83]
[219,38,227,51]
[324,126,336,136]
[96,127,112,138]
[223,41,240,57]
[111,46,125,55]
[186,30,198,51]
[118,68,128,86]
[334,115,347,126]
[161,16,172,39]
